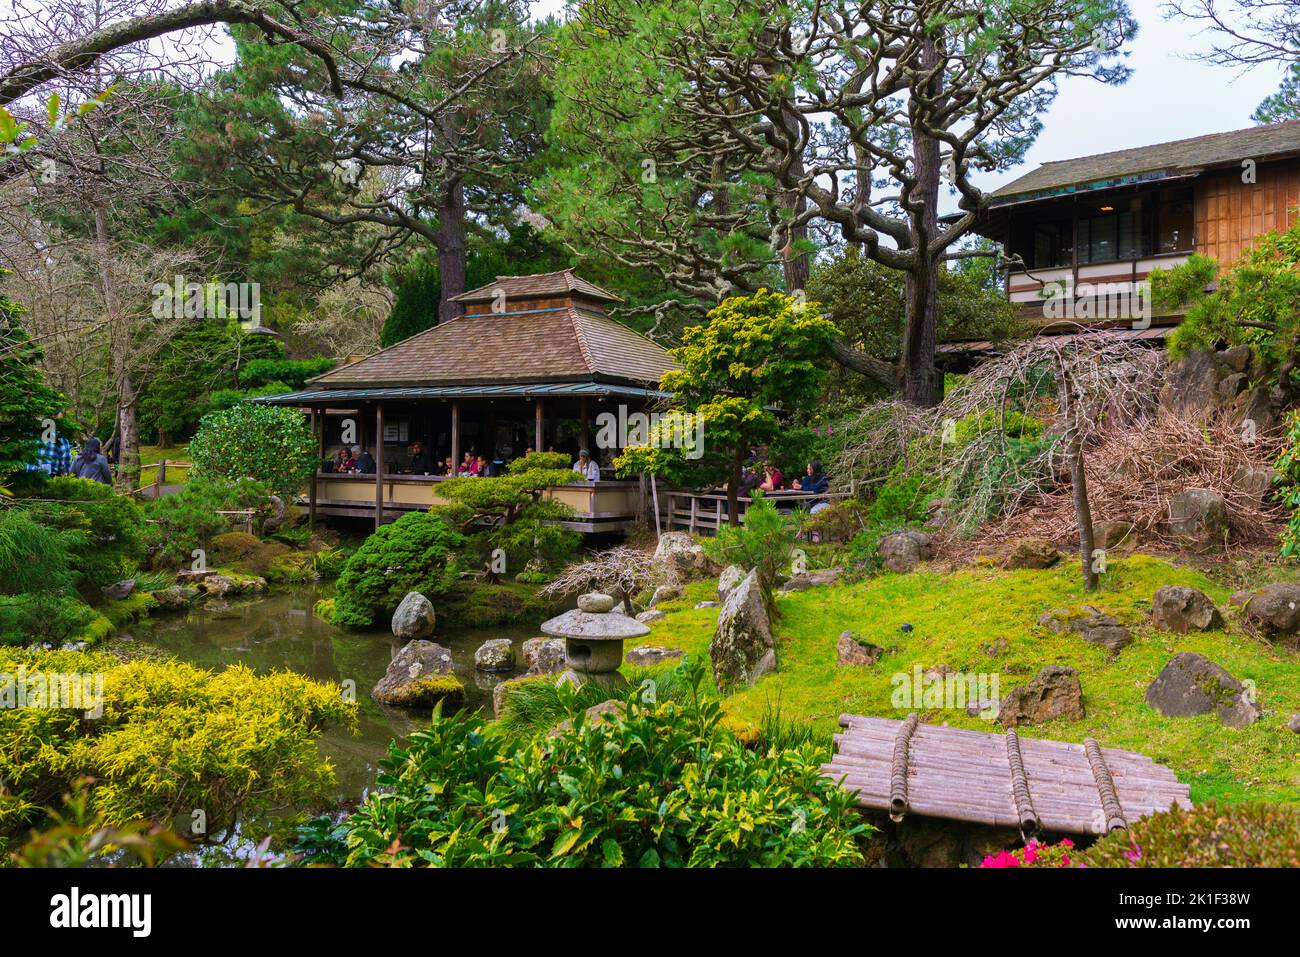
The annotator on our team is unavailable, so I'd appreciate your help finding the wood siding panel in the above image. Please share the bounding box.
[1195,161,1300,269]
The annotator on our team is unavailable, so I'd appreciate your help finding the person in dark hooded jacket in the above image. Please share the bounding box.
[70,437,112,484]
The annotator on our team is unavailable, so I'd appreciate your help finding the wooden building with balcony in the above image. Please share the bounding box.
[955,119,1300,350]
[252,269,679,532]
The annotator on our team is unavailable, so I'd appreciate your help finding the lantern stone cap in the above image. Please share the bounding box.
[541,592,650,641]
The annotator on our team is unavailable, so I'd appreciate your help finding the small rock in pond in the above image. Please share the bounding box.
[625,645,684,667]
[474,638,516,673]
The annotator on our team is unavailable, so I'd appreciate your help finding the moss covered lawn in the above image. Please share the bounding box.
[638,555,1300,805]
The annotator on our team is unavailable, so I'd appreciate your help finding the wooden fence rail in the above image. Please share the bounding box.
[662,489,850,534]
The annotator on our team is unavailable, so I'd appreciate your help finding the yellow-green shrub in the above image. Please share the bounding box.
[0,646,356,848]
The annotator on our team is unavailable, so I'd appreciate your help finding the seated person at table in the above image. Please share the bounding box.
[441,456,455,476]
[791,460,828,493]
[572,448,600,481]
[458,452,474,476]
[759,464,783,492]
[475,455,489,476]
[335,448,356,473]
[354,446,377,474]
[408,442,433,474]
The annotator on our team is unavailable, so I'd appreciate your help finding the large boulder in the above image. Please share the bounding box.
[780,568,843,592]
[1093,520,1134,549]
[652,531,717,582]
[648,583,682,608]
[391,591,437,640]
[1236,583,1300,646]
[492,673,550,718]
[878,531,935,573]
[474,638,516,673]
[1144,652,1260,728]
[1150,586,1223,633]
[372,640,463,709]
[717,564,747,603]
[201,574,241,598]
[150,585,201,611]
[1167,488,1228,549]
[837,631,884,667]
[997,665,1084,728]
[263,494,288,533]
[1037,607,1132,652]
[625,645,684,667]
[1228,386,1278,435]
[101,579,135,601]
[1160,347,1226,418]
[710,568,776,690]
[521,637,566,675]
[1159,346,1276,429]
[1232,463,1276,507]
[1001,538,1060,570]
[635,609,666,624]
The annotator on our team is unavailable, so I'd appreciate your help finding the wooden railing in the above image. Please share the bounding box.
[662,489,849,534]
[131,459,192,499]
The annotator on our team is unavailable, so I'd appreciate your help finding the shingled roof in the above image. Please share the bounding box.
[451,269,622,305]
[992,119,1300,204]
[308,304,676,389]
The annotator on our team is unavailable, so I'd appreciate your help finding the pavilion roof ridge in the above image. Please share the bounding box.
[452,269,623,304]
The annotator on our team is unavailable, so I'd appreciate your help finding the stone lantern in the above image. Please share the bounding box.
[540,592,649,688]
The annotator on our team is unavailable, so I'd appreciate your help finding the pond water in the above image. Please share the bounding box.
[121,586,541,858]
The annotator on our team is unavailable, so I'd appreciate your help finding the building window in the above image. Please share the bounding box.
[1078,198,1146,264]
[1155,188,1194,254]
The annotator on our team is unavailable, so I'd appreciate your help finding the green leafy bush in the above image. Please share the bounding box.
[704,494,797,604]
[331,511,467,627]
[206,381,293,413]
[239,357,335,389]
[867,475,931,525]
[803,498,868,544]
[1275,411,1300,557]
[844,520,911,577]
[0,278,65,478]
[294,659,870,867]
[438,580,556,629]
[1084,801,1300,868]
[24,477,147,589]
[0,507,82,596]
[0,593,100,648]
[487,499,581,574]
[494,662,699,737]
[143,476,276,568]
[438,452,577,526]
[189,403,316,500]
[0,645,356,849]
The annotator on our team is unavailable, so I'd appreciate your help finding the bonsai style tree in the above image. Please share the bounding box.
[618,289,839,524]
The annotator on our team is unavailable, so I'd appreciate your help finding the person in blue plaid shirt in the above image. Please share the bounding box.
[27,430,73,476]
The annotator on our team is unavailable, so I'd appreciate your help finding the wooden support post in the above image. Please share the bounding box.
[650,475,661,539]
[689,496,697,534]
[451,401,460,475]
[309,407,321,528]
[534,397,544,452]
[374,402,384,531]
[153,459,164,498]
